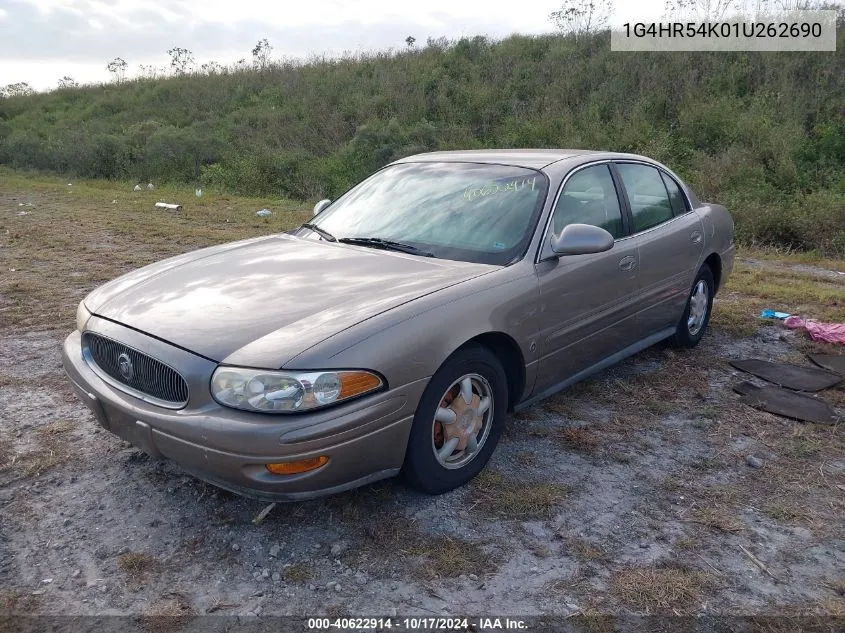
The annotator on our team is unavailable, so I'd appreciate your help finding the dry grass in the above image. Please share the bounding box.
[350,509,499,578]
[360,513,409,553]
[118,552,159,581]
[515,450,541,466]
[566,538,610,563]
[1,171,309,332]
[686,507,746,534]
[4,419,77,479]
[0,590,40,614]
[0,437,12,473]
[323,484,396,523]
[611,566,713,614]
[697,404,845,539]
[557,427,601,454]
[470,469,566,519]
[710,293,768,337]
[324,604,349,618]
[282,563,311,583]
[140,594,196,633]
[764,502,816,527]
[411,536,490,579]
[555,346,714,430]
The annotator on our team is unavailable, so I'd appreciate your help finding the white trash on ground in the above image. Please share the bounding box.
[147,183,155,190]
[133,184,142,191]
[154,202,182,211]
[256,209,272,217]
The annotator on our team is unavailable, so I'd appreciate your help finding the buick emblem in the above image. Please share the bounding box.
[117,353,134,380]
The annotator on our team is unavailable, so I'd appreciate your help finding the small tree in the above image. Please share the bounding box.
[200,61,224,75]
[405,35,416,48]
[167,47,195,75]
[57,76,78,89]
[663,0,740,20]
[106,57,128,83]
[770,0,829,9]
[0,82,35,98]
[252,38,273,69]
[549,0,612,37]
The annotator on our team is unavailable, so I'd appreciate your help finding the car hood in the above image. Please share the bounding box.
[85,234,495,367]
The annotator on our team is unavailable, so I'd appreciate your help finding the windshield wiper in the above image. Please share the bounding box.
[300,222,336,242]
[338,237,435,258]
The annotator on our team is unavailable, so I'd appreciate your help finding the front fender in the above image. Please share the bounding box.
[284,263,541,400]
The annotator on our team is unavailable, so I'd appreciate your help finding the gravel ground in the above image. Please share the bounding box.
[1,325,843,618]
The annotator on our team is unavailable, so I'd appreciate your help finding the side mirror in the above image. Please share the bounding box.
[550,223,614,256]
[313,199,331,216]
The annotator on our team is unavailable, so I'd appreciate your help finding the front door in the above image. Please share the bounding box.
[534,163,643,394]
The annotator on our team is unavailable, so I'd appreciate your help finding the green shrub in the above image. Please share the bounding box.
[0,25,843,255]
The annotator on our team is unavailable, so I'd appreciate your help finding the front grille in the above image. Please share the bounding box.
[83,333,189,407]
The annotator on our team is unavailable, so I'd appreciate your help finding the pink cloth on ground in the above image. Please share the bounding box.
[783,316,845,345]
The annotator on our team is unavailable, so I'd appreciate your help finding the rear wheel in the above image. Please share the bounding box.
[672,264,715,348]
[402,345,507,494]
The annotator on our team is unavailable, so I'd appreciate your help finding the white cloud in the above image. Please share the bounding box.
[0,0,670,90]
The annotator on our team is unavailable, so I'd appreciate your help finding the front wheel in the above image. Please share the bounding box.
[672,264,715,348]
[402,345,508,495]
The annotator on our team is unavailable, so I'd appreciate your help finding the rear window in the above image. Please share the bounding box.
[661,172,689,216]
[616,163,674,233]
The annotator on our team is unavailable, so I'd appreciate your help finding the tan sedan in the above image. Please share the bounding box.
[63,150,735,500]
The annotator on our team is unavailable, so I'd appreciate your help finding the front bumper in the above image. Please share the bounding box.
[62,324,426,501]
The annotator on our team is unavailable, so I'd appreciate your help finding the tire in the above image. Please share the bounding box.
[672,264,715,348]
[402,344,508,495]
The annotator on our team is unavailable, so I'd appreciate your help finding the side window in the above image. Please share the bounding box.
[616,163,674,233]
[660,172,689,216]
[551,165,624,239]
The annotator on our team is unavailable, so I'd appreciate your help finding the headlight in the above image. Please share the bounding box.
[76,301,91,332]
[210,367,383,413]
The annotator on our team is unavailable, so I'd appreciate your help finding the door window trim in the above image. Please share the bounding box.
[535,160,629,264]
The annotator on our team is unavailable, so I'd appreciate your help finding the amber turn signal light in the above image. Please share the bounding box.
[265,456,329,475]
[338,371,382,399]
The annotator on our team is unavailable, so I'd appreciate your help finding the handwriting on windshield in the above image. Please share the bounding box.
[463,176,537,202]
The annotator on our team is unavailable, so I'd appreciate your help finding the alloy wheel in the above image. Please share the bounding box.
[431,373,493,470]
[687,279,709,336]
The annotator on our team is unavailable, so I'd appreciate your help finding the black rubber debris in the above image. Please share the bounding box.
[729,359,841,392]
[733,381,839,425]
[808,354,845,377]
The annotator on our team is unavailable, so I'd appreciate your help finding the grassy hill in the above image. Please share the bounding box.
[1,28,843,255]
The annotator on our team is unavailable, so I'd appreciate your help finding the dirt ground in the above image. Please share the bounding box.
[1,173,844,619]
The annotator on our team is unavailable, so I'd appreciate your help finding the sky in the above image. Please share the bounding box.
[0,0,669,90]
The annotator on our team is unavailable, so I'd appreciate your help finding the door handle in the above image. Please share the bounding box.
[690,231,703,245]
[618,256,637,272]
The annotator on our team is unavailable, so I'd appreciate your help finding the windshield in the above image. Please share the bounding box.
[307,162,549,265]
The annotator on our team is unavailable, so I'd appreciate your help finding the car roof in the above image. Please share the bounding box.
[392,149,597,169]
[392,149,656,170]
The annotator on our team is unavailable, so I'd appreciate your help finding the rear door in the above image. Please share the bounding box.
[614,162,705,334]
[533,163,643,394]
